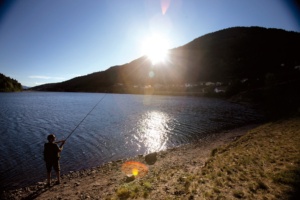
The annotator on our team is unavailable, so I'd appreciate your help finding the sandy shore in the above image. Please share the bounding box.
[2,124,260,200]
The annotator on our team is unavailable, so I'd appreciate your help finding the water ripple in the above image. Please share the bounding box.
[0,92,264,190]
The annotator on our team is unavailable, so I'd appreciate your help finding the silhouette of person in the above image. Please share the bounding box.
[43,134,65,186]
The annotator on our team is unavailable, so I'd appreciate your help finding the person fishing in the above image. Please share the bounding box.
[42,94,106,186]
[43,134,65,186]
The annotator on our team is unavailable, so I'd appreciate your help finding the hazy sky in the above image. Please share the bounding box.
[0,0,299,87]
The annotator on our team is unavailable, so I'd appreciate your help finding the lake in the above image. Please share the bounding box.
[0,92,263,190]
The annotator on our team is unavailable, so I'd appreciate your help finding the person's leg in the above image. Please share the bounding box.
[47,171,51,185]
[55,171,61,184]
[54,160,61,184]
[46,162,52,185]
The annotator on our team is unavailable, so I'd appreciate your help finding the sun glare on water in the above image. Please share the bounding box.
[142,35,169,65]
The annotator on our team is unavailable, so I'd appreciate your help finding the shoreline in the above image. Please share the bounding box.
[1,123,261,199]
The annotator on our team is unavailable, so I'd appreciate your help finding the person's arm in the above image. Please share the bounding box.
[57,141,65,152]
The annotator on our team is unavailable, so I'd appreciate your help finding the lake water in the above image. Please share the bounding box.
[0,92,263,190]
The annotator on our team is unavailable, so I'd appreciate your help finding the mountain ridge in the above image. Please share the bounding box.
[31,26,300,95]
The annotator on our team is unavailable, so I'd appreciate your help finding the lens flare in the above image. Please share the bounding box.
[161,0,171,15]
[121,161,148,178]
[132,168,139,176]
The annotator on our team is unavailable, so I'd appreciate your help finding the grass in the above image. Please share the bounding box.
[116,180,153,199]
[113,118,300,199]
[194,118,300,199]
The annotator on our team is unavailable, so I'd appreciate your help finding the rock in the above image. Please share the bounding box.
[174,190,185,195]
[125,175,135,183]
[145,152,157,165]
[164,185,170,191]
[37,182,45,186]
[75,182,80,186]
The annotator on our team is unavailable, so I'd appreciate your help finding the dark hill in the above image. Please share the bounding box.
[32,26,300,96]
[174,26,300,81]
[0,73,22,92]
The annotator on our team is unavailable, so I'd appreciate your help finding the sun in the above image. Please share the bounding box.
[142,35,169,65]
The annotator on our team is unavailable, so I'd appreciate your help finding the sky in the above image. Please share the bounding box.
[0,0,299,87]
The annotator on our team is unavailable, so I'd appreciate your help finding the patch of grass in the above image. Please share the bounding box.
[115,179,155,199]
[116,186,131,199]
[256,180,269,190]
[213,187,221,193]
[142,181,152,190]
[233,190,244,198]
[211,148,218,156]
[272,169,300,185]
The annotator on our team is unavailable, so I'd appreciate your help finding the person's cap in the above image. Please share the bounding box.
[47,134,56,141]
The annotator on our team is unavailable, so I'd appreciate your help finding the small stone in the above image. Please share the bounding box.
[125,175,135,182]
[145,152,157,165]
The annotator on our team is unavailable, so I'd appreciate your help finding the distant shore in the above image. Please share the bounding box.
[1,118,299,199]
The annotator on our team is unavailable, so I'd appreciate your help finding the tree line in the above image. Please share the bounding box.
[0,73,22,92]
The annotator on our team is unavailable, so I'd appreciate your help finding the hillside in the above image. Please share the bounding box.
[0,73,22,92]
[32,26,300,93]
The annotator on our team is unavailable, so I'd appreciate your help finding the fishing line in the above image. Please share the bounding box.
[64,93,107,141]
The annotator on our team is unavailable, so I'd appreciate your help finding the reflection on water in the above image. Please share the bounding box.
[135,111,171,153]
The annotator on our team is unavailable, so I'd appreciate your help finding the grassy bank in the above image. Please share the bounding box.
[196,118,300,199]
[114,118,300,199]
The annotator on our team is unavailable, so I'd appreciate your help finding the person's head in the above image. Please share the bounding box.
[47,134,56,142]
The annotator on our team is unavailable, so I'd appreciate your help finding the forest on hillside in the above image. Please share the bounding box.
[0,73,22,92]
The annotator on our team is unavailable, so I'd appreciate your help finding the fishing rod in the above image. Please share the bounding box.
[54,140,66,144]
[0,94,107,184]
[63,93,107,142]
[2,94,106,164]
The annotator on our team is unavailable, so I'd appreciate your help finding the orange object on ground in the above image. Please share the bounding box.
[121,161,149,178]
